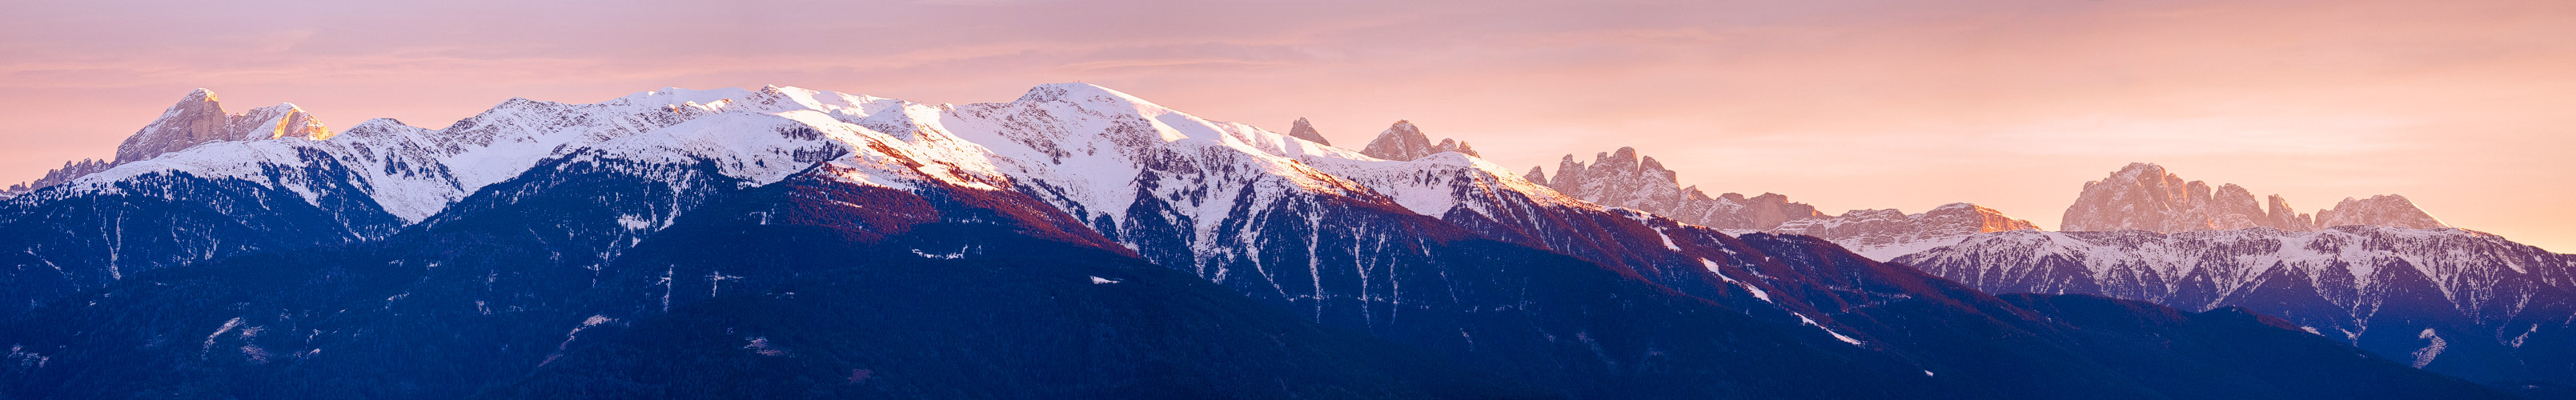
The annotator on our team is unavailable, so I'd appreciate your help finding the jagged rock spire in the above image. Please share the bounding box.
[1437,138,1474,158]
[0,158,115,198]
[1358,120,1476,161]
[1286,118,1330,146]
[2265,194,2317,230]
[1534,146,1826,231]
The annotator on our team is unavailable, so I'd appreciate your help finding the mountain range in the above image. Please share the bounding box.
[1523,144,2574,392]
[0,84,2542,399]
[1523,147,2038,260]
[1900,162,2574,390]
[2060,162,2449,233]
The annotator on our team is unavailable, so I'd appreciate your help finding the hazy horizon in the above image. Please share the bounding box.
[5,0,2570,251]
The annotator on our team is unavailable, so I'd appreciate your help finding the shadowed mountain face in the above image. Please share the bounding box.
[2,162,1546,400]
[0,84,2517,399]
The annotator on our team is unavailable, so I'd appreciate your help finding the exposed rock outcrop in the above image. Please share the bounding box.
[1284,117,1330,146]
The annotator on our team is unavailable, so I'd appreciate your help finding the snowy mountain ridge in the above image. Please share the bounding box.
[5,82,1603,290]
[5,82,1980,353]
[1899,222,2576,382]
[0,85,2526,310]
[1871,158,2566,386]
[4,85,989,224]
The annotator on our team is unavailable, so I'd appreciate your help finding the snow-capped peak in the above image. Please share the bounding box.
[741,85,899,117]
[27,85,856,224]
[114,88,243,162]
[1013,82,1174,117]
[240,103,333,141]
[1002,82,1253,146]
[934,82,1390,227]
[6,89,349,200]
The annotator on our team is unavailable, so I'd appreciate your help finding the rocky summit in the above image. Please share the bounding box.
[2059,162,2446,233]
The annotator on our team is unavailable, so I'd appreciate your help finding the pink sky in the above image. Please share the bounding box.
[5,0,2573,251]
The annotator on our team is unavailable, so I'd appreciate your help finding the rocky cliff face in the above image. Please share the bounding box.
[2060,162,2443,233]
[108,89,332,163]
[112,89,236,163]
